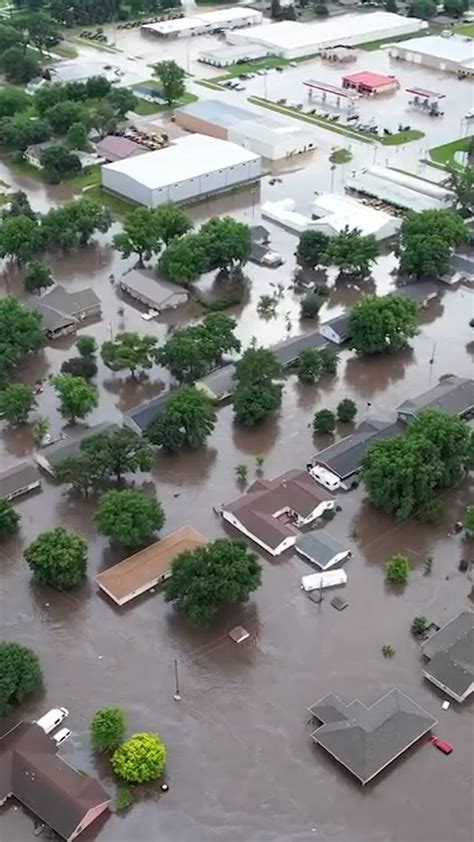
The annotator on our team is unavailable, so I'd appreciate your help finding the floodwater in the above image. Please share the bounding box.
[1,29,474,841]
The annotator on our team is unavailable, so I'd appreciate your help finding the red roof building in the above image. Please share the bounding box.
[342,71,399,95]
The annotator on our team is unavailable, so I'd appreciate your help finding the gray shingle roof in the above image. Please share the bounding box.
[421,611,474,701]
[123,393,171,433]
[0,462,41,499]
[38,423,119,467]
[397,376,474,418]
[40,285,100,316]
[321,313,350,342]
[393,281,440,303]
[309,689,437,784]
[271,329,327,367]
[295,531,348,569]
[119,269,189,308]
[312,419,402,479]
[28,300,77,333]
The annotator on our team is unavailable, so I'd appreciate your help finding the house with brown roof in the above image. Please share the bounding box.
[222,469,335,556]
[96,526,207,605]
[0,721,110,841]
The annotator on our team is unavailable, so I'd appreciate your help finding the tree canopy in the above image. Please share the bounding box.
[199,217,251,272]
[60,355,98,380]
[0,296,44,382]
[24,260,53,294]
[95,488,165,547]
[398,209,468,278]
[112,732,167,783]
[313,409,336,433]
[0,86,30,119]
[327,226,379,277]
[0,46,40,84]
[113,207,163,267]
[24,527,88,588]
[233,347,282,426]
[158,233,209,284]
[296,230,330,268]
[0,112,51,151]
[0,215,44,263]
[0,497,21,540]
[154,201,192,246]
[147,386,217,451]
[153,60,186,105]
[445,164,474,216]
[45,100,86,135]
[349,294,418,355]
[386,554,410,584]
[82,426,154,482]
[41,198,112,250]
[41,145,82,184]
[165,538,262,627]
[0,383,36,424]
[90,707,126,752]
[107,86,137,117]
[0,642,43,717]
[101,332,158,377]
[157,314,240,383]
[52,374,98,423]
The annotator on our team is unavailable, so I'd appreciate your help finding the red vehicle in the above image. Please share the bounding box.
[429,736,454,755]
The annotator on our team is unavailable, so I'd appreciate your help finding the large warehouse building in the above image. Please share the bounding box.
[227,12,427,59]
[345,166,455,212]
[390,33,474,76]
[175,99,317,160]
[142,7,262,39]
[198,43,273,68]
[101,134,262,207]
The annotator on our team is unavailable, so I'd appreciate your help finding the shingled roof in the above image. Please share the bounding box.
[397,376,474,420]
[421,611,474,703]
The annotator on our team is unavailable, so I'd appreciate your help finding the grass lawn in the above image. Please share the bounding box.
[359,29,435,52]
[329,148,352,164]
[132,87,198,115]
[85,185,137,217]
[10,157,101,191]
[54,41,79,59]
[428,136,473,170]
[454,23,474,36]
[380,129,425,146]
[210,52,320,82]
[196,79,222,91]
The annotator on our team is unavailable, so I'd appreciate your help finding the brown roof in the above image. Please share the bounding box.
[96,135,146,162]
[0,722,110,840]
[224,470,333,550]
[96,526,208,605]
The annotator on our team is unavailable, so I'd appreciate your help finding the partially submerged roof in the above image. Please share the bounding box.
[320,313,350,342]
[397,376,474,417]
[313,419,402,479]
[393,280,440,303]
[224,469,333,550]
[119,269,189,307]
[271,329,327,367]
[0,721,109,839]
[96,527,207,605]
[295,531,348,569]
[0,462,41,498]
[196,364,236,402]
[123,393,170,432]
[39,285,100,315]
[309,688,437,784]
[421,612,474,701]
[37,423,120,467]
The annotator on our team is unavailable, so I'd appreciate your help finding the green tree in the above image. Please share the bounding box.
[89,100,117,137]
[319,347,339,375]
[52,374,98,424]
[76,334,97,357]
[464,505,474,536]
[95,488,165,547]
[444,0,468,13]
[199,217,251,272]
[3,190,36,220]
[165,538,262,627]
[235,463,248,482]
[45,100,86,135]
[0,296,44,382]
[0,87,30,119]
[0,215,44,263]
[385,0,398,11]
[201,313,241,364]
[0,24,23,55]
[327,226,379,277]
[300,292,323,319]
[418,498,444,524]
[147,386,216,451]
[154,202,192,246]
[158,233,209,284]
[107,86,137,117]
[337,398,357,423]
[399,209,468,278]
[409,0,436,16]
[21,11,60,53]
[0,642,42,717]
[112,732,167,783]
[349,294,418,355]
[382,643,395,658]
[101,332,158,378]
[0,112,51,151]
[233,347,282,426]
[409,410,472,487]
[32,417,49,445]
[34,82,66,115]
[296,349,323,384]
[82,427,154,482]
[313,409,336,433]
[115,787,133,811]
[60,356,98,380]
[86,75,111,99]
[0,47,39,84]
[386,554,410,584]
[296,230,330,267]
[445,164,474,215]
[0,497,20,540]
[157,316,238,383]
[54,453,107,498]
[90,707,126,752]
[153,59,186,105]
[24,260,53,294]
[0,383,36,424]
[66,121,89,151]
[41,198,111,251]
[41,145,82,184]
[112,207,163,266]
[411,616,429,635]
[24,527,88,588]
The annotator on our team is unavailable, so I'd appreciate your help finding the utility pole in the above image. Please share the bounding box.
[173,659,181,701]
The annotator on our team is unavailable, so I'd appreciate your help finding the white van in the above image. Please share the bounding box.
[52,727,72,746]
[35,707,69,735]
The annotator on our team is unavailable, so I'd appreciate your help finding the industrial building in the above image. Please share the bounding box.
[345,166,455,212]
[142,7,262,39]
[390,33,474,76]
[227,12,426,60]
[311,193,400,240]
[175,99,317,160]
[198,43,273,68]
[101,134,262,208]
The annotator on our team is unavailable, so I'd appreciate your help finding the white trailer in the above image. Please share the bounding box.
[301,570,347,592]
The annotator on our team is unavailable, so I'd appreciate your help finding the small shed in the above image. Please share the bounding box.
[296,532,351,570]
[301,569,347,592]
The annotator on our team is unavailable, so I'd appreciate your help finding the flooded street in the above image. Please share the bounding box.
[1,21,474,842]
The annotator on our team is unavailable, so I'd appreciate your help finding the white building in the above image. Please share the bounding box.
[390,33,474,76]
[311,193,400,240]
[227,12,426,60]
[101,134,262,208]
[198,43,273,68]
[345,166,455,212]
[142,7,262,39]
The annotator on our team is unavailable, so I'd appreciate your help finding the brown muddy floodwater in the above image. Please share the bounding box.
[1,185,474,842]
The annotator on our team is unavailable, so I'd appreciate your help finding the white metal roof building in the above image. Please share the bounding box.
[311,193,400,240]
[101,134,262,208]
[345,166,455,212]
[142,7,262,39]
[198,43,273,68]
[390,33,474,75]
[227,12,427,59]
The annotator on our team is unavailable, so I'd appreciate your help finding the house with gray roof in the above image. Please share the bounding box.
[118,269,189,312]
[123,393,171,434]
[35,423,119,475]
[397,376,474,423]
[308,688,437,784]
[319,313,350,345]
[0,462,41,501]
[295,531,350,570]
[29,285,101,339]
[421,611,474,703]
[393,280,440,308]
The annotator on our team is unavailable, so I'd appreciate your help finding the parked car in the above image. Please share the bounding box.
[36,707,69,735]
[430,736,453,755]
[52,727,72,747]
[465,109,474,120]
